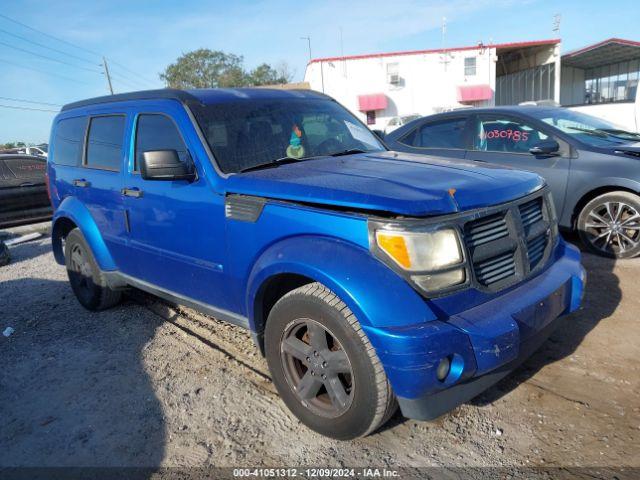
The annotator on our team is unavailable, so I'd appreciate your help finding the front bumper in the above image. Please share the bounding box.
[362,240,585,421]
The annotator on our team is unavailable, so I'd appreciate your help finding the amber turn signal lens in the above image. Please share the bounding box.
[376,232,411,269]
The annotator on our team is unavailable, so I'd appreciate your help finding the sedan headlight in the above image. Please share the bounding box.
[373,227,467,293]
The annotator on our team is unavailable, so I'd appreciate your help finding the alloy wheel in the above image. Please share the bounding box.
[583,201,640,255]
[280,318,354,418]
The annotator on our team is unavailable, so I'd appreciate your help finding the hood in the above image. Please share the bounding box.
[225,151,544,217]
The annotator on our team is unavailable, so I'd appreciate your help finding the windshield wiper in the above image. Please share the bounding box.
[566,126,640,142]
[598,128,640,140]
[329,148,368,157]
[566,126,608,137]
[239,156,304,173]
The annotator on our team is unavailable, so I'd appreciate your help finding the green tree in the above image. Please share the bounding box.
[160,49,294,89]
[160,49,247,89]
[247,63,292,86]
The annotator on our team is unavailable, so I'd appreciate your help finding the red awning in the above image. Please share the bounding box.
[358,93,388,111]
[457,85,493,102]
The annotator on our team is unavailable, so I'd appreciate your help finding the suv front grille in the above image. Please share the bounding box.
[463,192,554,291]
[474,251,517,286]
[519,198,544,234]
[465,213,509,248]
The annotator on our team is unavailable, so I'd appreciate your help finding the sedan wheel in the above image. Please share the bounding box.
[578,192,640,258]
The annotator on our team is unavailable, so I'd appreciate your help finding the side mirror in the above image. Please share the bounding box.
[140,150,195,181]
[372,129,385,140]
[529,140,560,156]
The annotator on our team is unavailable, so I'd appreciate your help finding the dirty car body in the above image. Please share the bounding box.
[47,88,585,437]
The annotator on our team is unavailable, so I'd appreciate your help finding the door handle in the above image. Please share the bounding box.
[121,187,143,198]
[20,182,35,187]
[73,179,91,188]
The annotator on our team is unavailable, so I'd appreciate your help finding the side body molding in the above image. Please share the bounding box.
[245,235,437,333]
[51,196,117,270]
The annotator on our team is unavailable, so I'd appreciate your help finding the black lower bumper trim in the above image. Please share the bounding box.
[397,315,563,421]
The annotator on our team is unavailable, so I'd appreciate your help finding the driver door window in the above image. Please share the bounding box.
[473,117,548,154]
[134,114,189,172]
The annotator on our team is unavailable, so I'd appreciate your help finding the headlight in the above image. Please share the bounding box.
[373,227,466,293]
[375,228,462,271]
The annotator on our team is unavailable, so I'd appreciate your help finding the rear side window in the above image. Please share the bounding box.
[473,117,549,154]
[85,115,125,171]
[53,116,87,166]
[134,114,188,171]
[401,118,467,149]
[4,157,46,179]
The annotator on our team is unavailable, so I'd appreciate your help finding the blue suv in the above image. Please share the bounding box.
[48,88,585,439]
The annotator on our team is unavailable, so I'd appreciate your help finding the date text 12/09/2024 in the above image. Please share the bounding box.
[232,468,399,477]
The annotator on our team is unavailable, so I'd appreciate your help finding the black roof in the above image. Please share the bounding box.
[61,89,201,112]
[61,88,330,112]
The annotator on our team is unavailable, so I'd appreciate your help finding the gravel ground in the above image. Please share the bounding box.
[0,227,638,476]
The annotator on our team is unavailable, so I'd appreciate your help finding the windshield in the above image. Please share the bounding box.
[528,108,640,147]
[190,98,385,173]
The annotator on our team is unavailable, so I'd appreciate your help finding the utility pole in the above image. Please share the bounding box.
[552,13,561,33]
[439,17,450,71]
[102,56,114,95]
[300,36,312,63]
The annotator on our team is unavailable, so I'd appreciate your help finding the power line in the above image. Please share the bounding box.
[0,12,102,58]
[0,13,158,93]
[0,57,92,84]
[107,58,158,87]
[0,96,62,107]
[107,70,151,90]
[0,103,58,113]
[0,27,98,65]
[0,39,103,74]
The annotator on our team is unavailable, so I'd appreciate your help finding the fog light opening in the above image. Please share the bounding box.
[436,356,451,382]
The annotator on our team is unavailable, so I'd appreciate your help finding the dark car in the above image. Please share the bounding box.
[0,154,52,228]
[385,106,640,258]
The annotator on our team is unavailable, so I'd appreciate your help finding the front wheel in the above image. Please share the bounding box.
[577,191,640,258]
[265,283,396,439]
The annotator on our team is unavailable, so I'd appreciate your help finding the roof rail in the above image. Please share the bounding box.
[61,89,202,112]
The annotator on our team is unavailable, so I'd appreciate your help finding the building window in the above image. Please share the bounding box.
[464,57,476,76]
[366,111,376,125]
[387,63,400,85]
[584,59,640,104]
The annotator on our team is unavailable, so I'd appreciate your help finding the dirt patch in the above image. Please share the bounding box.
[0,237,638,472]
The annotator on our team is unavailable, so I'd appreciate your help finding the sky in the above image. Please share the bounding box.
[1,0,639,144]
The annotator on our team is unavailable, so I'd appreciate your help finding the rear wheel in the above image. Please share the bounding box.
[65,228,122,310]
[265,282,396,439]
[577,191,640,258]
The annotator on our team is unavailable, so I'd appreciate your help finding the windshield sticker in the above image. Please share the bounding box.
[345,121,375,144]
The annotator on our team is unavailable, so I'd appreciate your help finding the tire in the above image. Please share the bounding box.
[265,282,396,440]
[64,228,122,311]
[0,240,10,267]
[577,191,640,259]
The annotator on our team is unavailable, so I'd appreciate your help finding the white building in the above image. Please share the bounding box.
[304,39,561,131]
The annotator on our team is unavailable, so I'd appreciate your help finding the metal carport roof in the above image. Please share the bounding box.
[562,38,640,69]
